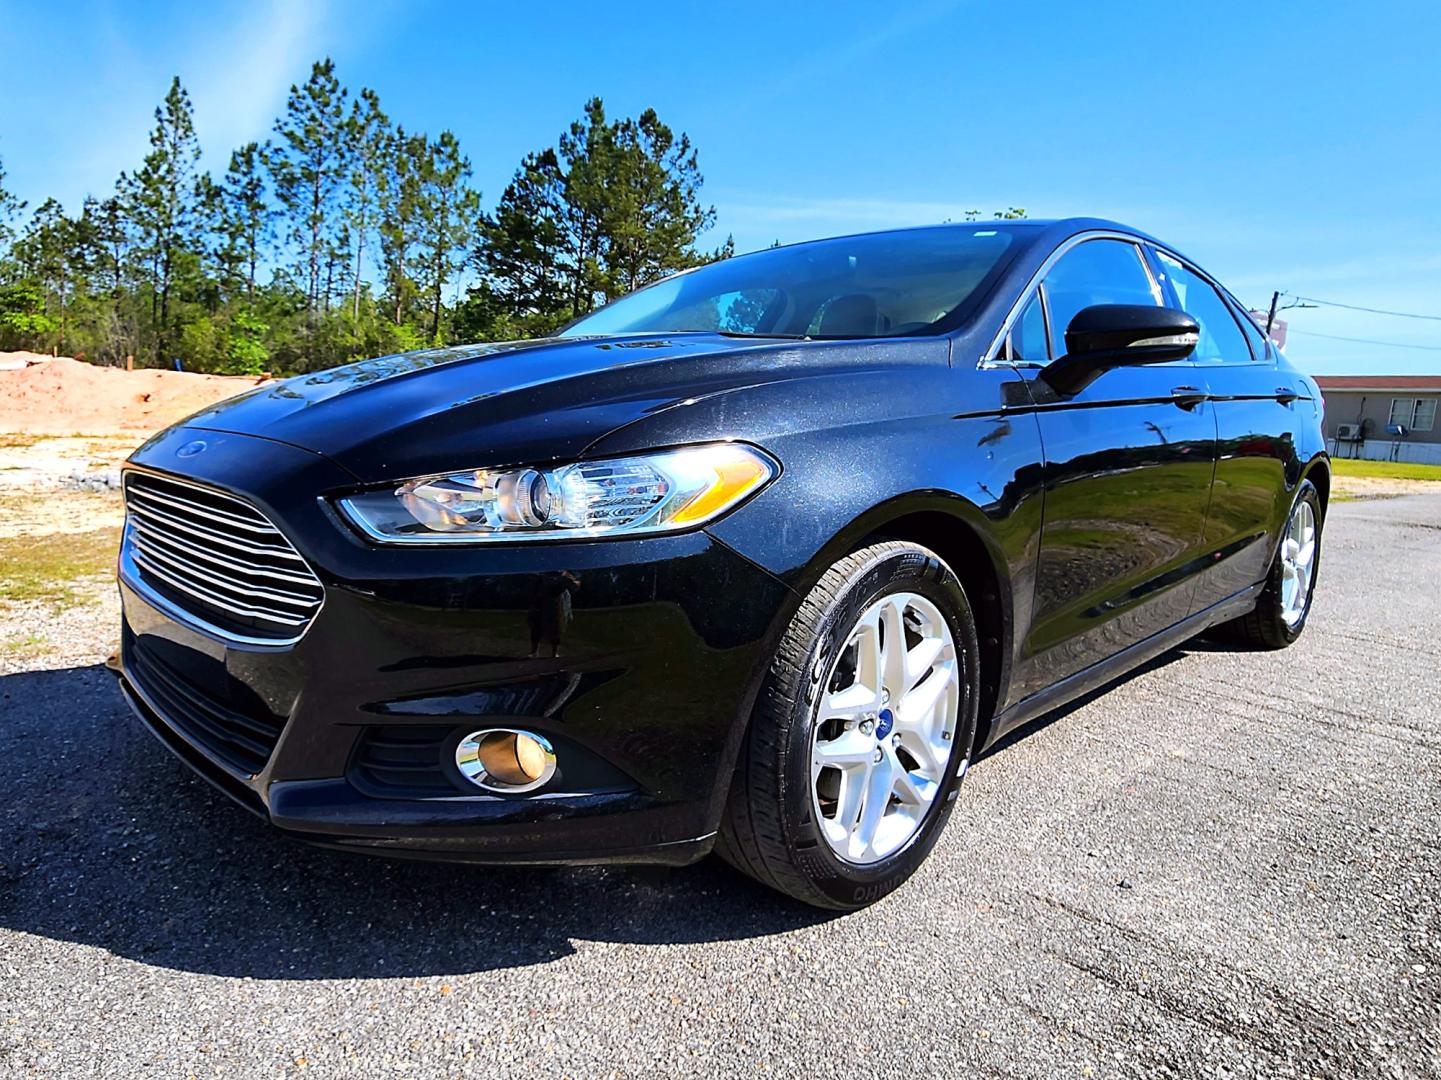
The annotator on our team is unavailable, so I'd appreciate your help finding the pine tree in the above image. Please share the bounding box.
[218,142,270,301]
[192,173,226,313]
[473,98,716,330]
[601,107,714,297]
[13,199,76,351]
[268,58,349,318]
[376,126,425,326]
[120,76,201,362]
[345,88,389,323]
[0,149,25,264]
[470,148,570,335]
[78,192,137,363]
[413,131,480,338]
[556,98,613,315]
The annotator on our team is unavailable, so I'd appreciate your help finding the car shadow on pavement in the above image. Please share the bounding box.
[0,664,831,981]
[975,642,1228,760]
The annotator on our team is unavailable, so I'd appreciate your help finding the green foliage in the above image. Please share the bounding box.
[224,309,269,375]
[0,282,58,347]
[178,314,221,369]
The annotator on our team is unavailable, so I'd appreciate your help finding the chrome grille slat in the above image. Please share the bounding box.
[131,541,317,612]
[132,471,278,519]
[126,486,278,535]
[122,471,324,645]
[125,499,307,562]
[127,518,321,588]
[132,552,310,626]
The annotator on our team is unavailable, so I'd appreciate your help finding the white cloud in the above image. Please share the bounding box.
[187,0,335,167]
[3,0,339,210]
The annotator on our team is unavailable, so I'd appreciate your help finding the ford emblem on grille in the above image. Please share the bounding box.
[176,440,207,458]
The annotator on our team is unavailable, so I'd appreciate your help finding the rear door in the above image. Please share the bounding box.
[1148,247,1307,610]
[1001,236,1218,700]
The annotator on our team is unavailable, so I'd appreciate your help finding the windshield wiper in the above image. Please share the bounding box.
[710,330,812,341]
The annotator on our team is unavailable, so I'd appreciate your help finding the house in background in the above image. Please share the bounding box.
[1315,375,1441,464]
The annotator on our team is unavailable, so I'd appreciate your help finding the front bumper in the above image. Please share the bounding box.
[116,426,795,865]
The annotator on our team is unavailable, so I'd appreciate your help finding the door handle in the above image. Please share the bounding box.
[1170,386,1207,410]
[1274,386,1300,405]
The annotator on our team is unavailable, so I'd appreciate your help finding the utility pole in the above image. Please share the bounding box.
[1265,290,1280,337]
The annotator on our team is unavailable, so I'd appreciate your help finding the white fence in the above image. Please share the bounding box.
[1328,439,1441,465]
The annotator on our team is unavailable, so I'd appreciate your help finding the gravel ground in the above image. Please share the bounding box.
[1,492,1438,1078]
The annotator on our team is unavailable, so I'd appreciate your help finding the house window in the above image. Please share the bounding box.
[1389,397,1437,432]
[1417,399,1437,432]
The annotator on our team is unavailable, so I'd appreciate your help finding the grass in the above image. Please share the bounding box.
[0,433,46,450]
[0,527,120,608]
[1,632,47,658]
[0,432,137,449]
[1331,458,1441,482]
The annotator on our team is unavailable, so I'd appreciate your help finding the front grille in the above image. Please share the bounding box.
[128,632,286,776]
[122,471,324,645]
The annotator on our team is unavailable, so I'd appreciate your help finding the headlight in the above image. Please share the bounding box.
[336,443,777,544]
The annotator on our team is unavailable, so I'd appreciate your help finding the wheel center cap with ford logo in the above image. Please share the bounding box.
[875,708,894,740]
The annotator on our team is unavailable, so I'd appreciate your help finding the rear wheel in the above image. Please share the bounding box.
[1216,479,1323,649]
[718,542,979,909]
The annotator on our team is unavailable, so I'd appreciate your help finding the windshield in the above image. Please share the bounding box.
[559,226,1028,340]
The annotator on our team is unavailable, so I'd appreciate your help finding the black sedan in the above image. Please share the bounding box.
[114,218,1327,909]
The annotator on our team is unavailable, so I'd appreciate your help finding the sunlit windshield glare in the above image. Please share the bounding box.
[559,227,1021,340]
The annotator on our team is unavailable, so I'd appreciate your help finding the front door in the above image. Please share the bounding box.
[1003,236,1218,700]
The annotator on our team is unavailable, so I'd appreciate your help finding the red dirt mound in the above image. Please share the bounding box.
[0,354,270,435]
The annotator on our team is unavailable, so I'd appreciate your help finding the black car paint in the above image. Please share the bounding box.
[115,217,1329,865]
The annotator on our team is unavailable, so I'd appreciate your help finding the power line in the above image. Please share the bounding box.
[1287,328,1441,352]
[1290,295,1441,321]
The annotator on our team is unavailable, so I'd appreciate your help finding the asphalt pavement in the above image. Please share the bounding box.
[2,492,1438,1078]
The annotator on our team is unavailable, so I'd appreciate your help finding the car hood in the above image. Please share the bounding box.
[177,333,931,483]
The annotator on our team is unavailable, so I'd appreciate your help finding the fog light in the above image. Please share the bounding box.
[455,729,556,793]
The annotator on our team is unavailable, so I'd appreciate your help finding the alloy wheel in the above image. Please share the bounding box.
[1279,499,1317,627]
[810,591,960,865]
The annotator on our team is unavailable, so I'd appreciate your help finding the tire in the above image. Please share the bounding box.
[1215,479,1324,649]
[717,541,980,910]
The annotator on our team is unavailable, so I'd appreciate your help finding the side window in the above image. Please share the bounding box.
[1007,291,1049,363]
[1043,239,1161,352]
[1154,251,1252,364]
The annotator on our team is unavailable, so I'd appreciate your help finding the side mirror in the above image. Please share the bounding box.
[1040,304,1198,396]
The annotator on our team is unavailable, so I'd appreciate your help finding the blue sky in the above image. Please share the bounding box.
[2,0,1438,374]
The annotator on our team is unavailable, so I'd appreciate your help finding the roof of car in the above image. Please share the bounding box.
[754,216,1150,254]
